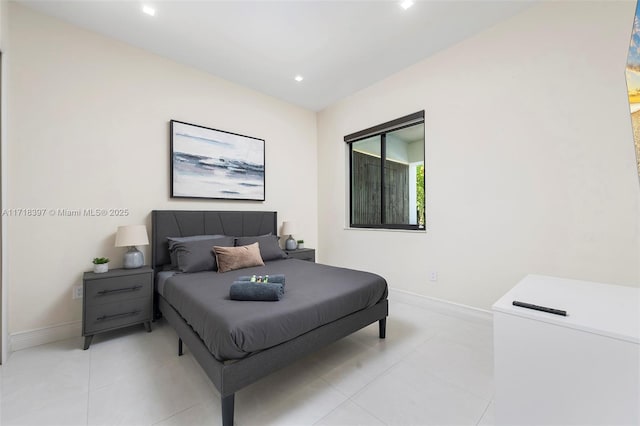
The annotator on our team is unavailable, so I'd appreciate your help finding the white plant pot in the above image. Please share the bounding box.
[93,263,109,273]
[297,243,304,249]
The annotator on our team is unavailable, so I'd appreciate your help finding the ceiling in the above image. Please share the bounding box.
[18,0,535,111]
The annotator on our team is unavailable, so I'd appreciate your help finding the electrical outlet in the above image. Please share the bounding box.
[72,285,83,299]
[429,271,438,282]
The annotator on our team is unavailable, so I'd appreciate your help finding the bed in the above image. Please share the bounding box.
[152,210,388,426]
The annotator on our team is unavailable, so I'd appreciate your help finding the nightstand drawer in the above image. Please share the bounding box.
[85,273,151,306]
[292,253,314,261]
[83,298,151,334]
[285,248,315,262]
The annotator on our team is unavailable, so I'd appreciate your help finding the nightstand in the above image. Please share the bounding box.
[285,248,315,262]
[82,266,153,350]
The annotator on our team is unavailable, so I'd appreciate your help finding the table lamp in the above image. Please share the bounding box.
[281,221,297,250]
[115,225,149,269]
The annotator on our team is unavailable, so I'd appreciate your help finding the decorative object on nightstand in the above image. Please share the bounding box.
[115,224,149,269]
[92,257,110,274]
[281,221,297,250]
[82,266,153,350]
[285,247,315,262]
[296,240,304,249]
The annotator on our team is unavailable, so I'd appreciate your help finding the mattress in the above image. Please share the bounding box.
[161,258,388,361]
[156,270,176,296]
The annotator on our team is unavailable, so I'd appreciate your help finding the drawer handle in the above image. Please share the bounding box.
[97,285,142,296]
[96,310,141,321]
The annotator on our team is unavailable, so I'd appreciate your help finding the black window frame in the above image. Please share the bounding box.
[345,110,425,231]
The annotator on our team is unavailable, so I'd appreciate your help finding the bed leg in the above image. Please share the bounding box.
[221,394,235,426]
[379,318,386,339]
[178,338,183,356]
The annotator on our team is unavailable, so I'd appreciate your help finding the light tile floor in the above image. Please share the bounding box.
[0,299,495,426]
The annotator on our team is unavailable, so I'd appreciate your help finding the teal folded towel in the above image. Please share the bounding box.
[236,274,285,286]
[230,281,284,301]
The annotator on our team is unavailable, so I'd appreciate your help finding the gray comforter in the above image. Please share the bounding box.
[162,259,388,361]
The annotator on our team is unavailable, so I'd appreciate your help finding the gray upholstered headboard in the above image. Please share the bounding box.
[151,210,277,272]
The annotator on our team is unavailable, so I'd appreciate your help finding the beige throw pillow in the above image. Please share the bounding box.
[213,242,265,273]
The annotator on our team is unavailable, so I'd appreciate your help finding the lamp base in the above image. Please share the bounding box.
[285,236,297,250]
[123,246,144,269]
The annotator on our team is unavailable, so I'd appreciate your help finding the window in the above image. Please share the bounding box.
[345,111,425,230]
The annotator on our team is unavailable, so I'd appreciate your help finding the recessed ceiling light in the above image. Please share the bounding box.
[400,0,414,10]
[142,5,156,16]
[294,75,304,82]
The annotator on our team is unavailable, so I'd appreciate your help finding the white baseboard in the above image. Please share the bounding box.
[388,287,493,325]
[9,320,82,352]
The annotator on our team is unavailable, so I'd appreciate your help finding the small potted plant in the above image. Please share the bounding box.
[296,240,304,249]
[92,257,110,273]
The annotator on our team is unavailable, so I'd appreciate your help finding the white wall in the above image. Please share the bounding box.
[6,3,318,335]
[317,1,640,310]
[1,0,8,361]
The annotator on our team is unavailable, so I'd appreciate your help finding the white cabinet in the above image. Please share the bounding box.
[493,275,639,426]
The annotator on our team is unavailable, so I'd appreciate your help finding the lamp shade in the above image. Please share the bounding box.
[281,221,295,235]
[115,225,149,247]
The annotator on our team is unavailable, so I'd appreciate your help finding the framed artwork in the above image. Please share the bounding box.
[626,1,640,180]
[170,120,265,201]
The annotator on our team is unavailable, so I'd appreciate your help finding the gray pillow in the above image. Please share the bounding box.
[170,236,235,273]
[167,235,227,268]
[236,234,286,261]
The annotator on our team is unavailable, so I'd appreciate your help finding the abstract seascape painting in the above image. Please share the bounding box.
[170,120,265,201]
[625,1,640,180]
